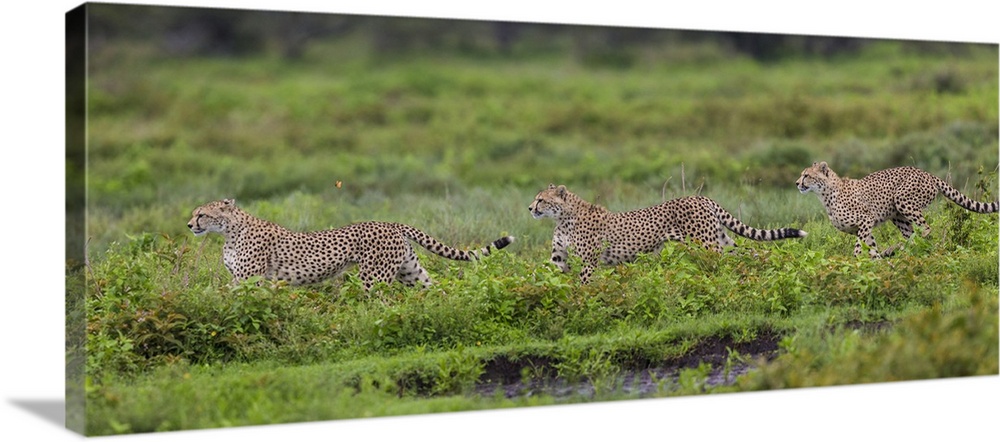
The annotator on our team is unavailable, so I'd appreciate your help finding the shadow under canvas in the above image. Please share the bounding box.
[10,399,66,429]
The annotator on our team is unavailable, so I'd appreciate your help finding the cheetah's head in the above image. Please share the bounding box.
[796,161,835,194]
[188,199,236,236]
[529,184,569,220]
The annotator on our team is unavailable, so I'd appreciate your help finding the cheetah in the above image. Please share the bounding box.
[795,161,998,258]
[187,199,514,291]
[528,184,808,284]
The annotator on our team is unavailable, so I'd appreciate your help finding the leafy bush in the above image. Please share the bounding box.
[86,234,336,378]
[741,286,998,389]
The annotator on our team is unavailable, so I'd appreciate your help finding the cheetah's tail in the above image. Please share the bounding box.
[712,201,808,241]
[935,177,999,213]
[401,225,515,261]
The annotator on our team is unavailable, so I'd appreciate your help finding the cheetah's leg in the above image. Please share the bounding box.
[899,211,931,238]
[881,210,930,258]
[356,267,384,292]
[577,240,603,285]
[358,254,403,292]
[877,215,914,257]
[683,219,723,253]
[662,227,682,242]
[716,229,736,249]
[891,216,915,239]
[579,262,596,285]
[700,227,728,253]
[719,230,757,256]
[550,232,571,274]
[690,232,723,253]
[396,247,433,288]
[701,241,723,253]
[855,224,880,259]
[894,181,936,237]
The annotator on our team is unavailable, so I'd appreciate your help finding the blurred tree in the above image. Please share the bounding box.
[720,31,865,61]
[162,9,264,56]
[723,32,789,61]
[493,21,520,55]
[248,11,355,60]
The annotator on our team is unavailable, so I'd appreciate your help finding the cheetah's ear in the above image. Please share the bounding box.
[817,161,829,176]
[556,185,567,198]
[547,183,556,189]
[222,198,235,209]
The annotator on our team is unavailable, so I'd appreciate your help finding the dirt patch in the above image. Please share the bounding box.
[670,331,780,369]
[475,332,781,399]
[479,355,556,386]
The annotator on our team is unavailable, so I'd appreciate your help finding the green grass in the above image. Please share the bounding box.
[79,204,999,434]
[75,38,999,435]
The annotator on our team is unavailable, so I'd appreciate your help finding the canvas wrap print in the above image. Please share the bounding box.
[65,2,1000,436]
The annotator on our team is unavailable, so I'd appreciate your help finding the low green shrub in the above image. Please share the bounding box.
[740,285,998,389]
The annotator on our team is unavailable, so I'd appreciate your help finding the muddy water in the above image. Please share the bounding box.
[476,362,757,399]
[475,333,778,399]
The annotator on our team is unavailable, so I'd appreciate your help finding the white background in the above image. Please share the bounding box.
[1,1,997,441]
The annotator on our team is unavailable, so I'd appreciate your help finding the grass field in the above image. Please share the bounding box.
[73,35,999,435]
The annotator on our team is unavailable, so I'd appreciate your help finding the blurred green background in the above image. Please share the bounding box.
[82,4,998,255]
